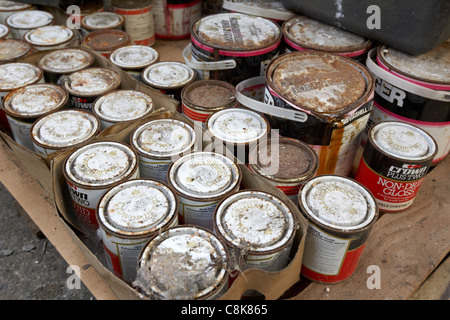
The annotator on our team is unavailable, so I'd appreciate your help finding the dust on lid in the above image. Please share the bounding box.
[98,179,177,234]
[93,90,154,123]
[0,39,30,62]
[0,1,33,11]
[169,152,240,199]
[82,11,124,30]
[370,121,437,161]
[63,67,121,97]
[83,29,130,51]
[38,48,94,74]
[0,23,9,37]
[32,109,99,148]
[24,25,74,46]
[132,119,196,158]
[142,61,195,89]
[66,141,137,187]
[182,80,236,110]
[6,10,52,29]
[0,62,41,91]
[207,108,268,144]
[192,12,281,51]
[215,190,295,252]
[301,175,377,229]
[110,45,159,69]
[222,0,297,21]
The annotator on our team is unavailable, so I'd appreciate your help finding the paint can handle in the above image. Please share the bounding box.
[182,43,237,71]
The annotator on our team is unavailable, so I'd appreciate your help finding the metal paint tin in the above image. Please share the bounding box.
[364,43,450,165]
[0,39,30,63]
[131,118,197,184]
[23,25,75,51]
[0,23,10,38]
[298,175,378,284]
[97,178,178,283]
[64,141,140,231]
[354,121,437,213]
[248,137,318,205]
[188,12,282,84]
[214,190,296,272]
[38,48,94,84]
[109,45,159,82]
[3,83,66,150]
[30,109,100,157]
[0,1,35,24]
[62,67,121,112]
[136,225,229,300]
[282,15,372,61]
[112,3,155,46]
[93,89,154,130]
[222,0,297,22]
[83,29,131,58]
[167,151,241,230]
[181,79,237,125]
[142,61,195,101]
[81,11,125,33]
[6,10,53,39]
[264,51,374,176]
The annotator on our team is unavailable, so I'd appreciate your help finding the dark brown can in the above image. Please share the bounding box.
[83,29,131,58]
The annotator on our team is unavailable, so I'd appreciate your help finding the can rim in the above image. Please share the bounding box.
[0,62,43,92]
[6,10,53,29]
[181,79,237,112]
[141,61,196,90]
[63,67,121,97]
[83,29,131,52]
[81,11,125,31]
[38,48,94,75]
[109,44,160,70]
[23,25,74,47]
[0,39,31,63]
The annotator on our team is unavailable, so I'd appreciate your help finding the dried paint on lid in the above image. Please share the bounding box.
[370,122,437,161]
[182,80,236,111]
[137,226,228,300]
[0,39,30,62]
[0,62,42,91]
[24,25,74,46]
[169,152,240,199]
[0,23,9,38]
[142,61,195,89]
[283,15,370,53]
[266,51,370,114]
[93,90,154,123]
[132,119,196,158]
[63,68,121,97]
[0,1,33,11]
[38,48,93,74]
[215,190,295,253]
[65,141,137,187]
[82,11,124,30]
[192,13,281,51]
[110,45,159,70]
[98,179,177,235]
[207,108,269,144]
[31,109,99,148]
[300,175,377,230]
[378,41,450,84]
[6,10,52,29]
[83,29,130,52]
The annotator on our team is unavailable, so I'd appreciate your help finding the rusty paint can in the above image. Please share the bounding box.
[5,9,53,39]
[30,109,100,157]
[38,48,94,84]
[298,175,378,284]
[93,89,154,130]
[83,29,131,58]
[248,137,318,205]
[109,45,159,82]
[62,67,121,112]
[168,151,241,230]
[222,0,297,23]
[63,141,139,231]
[97,178,179,283]
[0,39,31,63]
[181,79,237,125]
[24,25,76,52]
[112,4,155,46]
[0,1,35,24]
[3,83,67,150]
[264,51,374,176]
[81,11,125,35]
[0,23,10,39]
[136,225,229,300]
[130,118,197,184]
[354,121,437,213]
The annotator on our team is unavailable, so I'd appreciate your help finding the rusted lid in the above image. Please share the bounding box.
[142,61,195,89]
[0,39,30,62]
[63,67,121,97]
[110,45,159,70]
[0,1,33,12]
[38,48,94,74]
[181,79,236,111]
[83,29,130,52]
[81,11,124,31]
[0,62,42,91]
[24,25,74,47]
[6,10,53,29]
[266,51,372,115]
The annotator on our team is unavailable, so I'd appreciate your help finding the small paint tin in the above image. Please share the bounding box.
[93,89,154,130]
[112,4,155,46]
[354,121,437,213]
[181,79,237,125]
[214,190,296,272]
[64,141,139,231]
[97,178,178,283]
[298,175,378,284]
[131,118,197,184]
[0,1,35,24]
[248,137,318,205]
[222,0,297,22]
[167,151,242,230]
[136,225,229,300]
[5,10,53,39]
[3,83,67,150]
[83,29,131,58]
[0,39,30,63]
[81,11,124,33]
[62,67,121,112]
[30,109,100,157]
[142,61,195,101]
[38,48,94,84]
[109,45,159,82]
[23,25,75,51]
[0,23,10,38]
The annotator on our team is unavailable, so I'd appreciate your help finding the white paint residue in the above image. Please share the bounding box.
[146,62,193,87]
[0,64,38,90]
[8,10,52,28]
[41,49,91,73]
[27,26,73,45]
[98,92,150,121]
[112,46,157,68]
[9,86,61,115]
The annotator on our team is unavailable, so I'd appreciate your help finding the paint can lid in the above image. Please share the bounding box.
[38,48,94,74]
[110,45,159,70]
[6,10,52,29]
[83,29,130,52]
[0,62,42,91]
[63,67,121,97]
[81,11,124,30]
[142,61,195,89]
[24,25,74,47]
[0,39,31,63]
[181,79,236,111]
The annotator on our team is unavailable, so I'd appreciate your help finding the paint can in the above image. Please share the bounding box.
[92,89,154,130]
[83,29,131,58]
[62,67,121,112]
[5,10,53,39]
[30,109,100,157]
[81,11,124,35]
[0,1,35,24]
[130,118,197,184]
[354,121,437,213]
[0,39,30,63]
[109,45,159,82]
[97,178,178,283]
[0,23,10,39]
[222,0,297,23]
[23,25,76,51]
[298,175,378,284]
[135,225,229,300]
[248,137,318,205]
[167,151,241,230]
[64,141,139,232]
